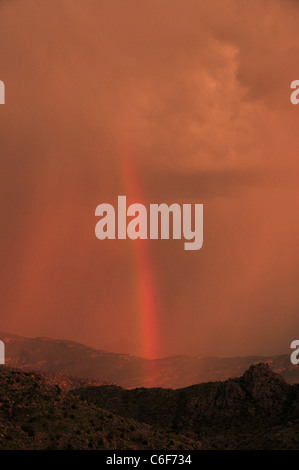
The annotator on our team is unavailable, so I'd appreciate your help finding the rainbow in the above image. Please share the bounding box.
[118,143,160,370]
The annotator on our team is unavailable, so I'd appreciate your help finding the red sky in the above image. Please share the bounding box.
[0,0,299,358]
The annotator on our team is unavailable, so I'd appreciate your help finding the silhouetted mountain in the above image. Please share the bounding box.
[1,332,298,388]
[0,366,200,450]
[73,364,299,449]
[1,364,299,449]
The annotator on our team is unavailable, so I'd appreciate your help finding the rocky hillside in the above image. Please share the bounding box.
[1,332,298,388]
[73,364,299,449]
[0,366,200,450]
[0,363,299,449]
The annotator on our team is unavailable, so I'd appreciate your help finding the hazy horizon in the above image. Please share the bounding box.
[0,329,294,361]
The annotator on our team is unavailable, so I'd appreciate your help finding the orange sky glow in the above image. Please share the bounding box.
[0,0,299,359]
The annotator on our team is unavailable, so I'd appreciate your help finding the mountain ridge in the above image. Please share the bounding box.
[0,363,299,449]
[0,331,298,388]
[0,366,199,450]
[72,363,299,449]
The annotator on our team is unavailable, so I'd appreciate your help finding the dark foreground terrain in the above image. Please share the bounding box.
[0,367,199,450]
[0,363,299,449]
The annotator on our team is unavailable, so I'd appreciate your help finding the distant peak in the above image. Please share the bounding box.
[241,363,288,401]
[242,362,284,381]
